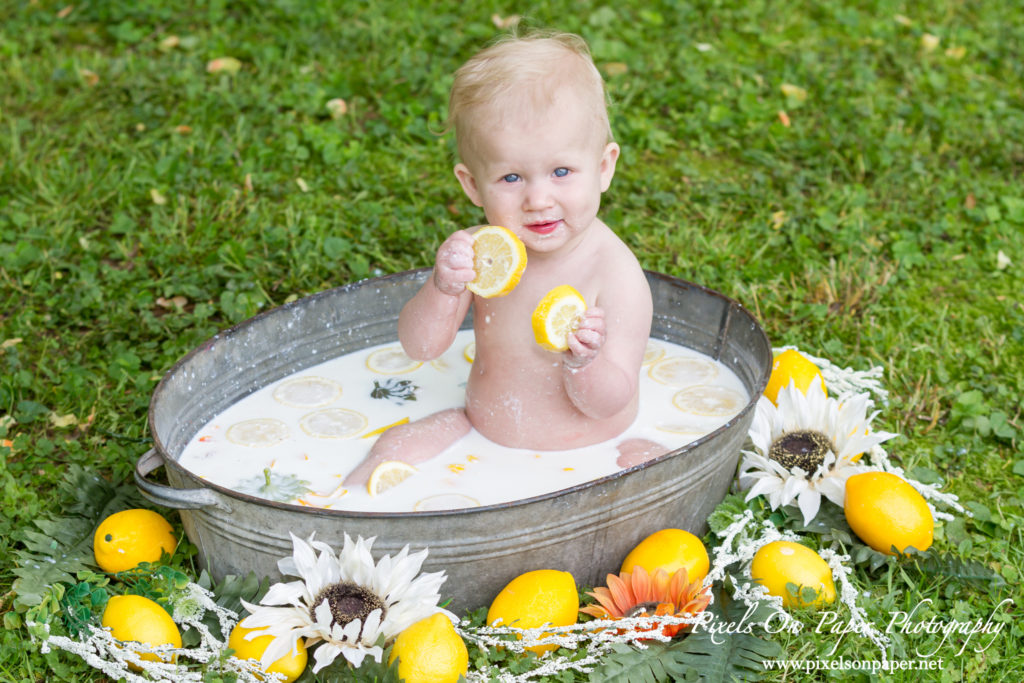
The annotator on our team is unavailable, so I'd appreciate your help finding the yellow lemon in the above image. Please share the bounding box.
[531,285,587,353]
[366,460,416,496]
[361,416,410,439]
[228,623,307,683]
[844,471,933,555]
[620,528,710,584]
[101,594,182,666]
[388,613,468,683]
[763,349,826,404]
[750,541,836,608]
[487,569,578,654]
[467,225,528,298]
[93,509,177,573]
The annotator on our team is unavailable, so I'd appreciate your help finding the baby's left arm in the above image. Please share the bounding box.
[561,278,652,419]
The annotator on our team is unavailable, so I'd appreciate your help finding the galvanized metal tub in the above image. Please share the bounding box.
[136,269,770,612]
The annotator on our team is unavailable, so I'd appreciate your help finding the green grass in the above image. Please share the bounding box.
[2,0,1022,681]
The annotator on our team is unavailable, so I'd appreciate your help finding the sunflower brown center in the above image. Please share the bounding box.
[311,582,386,630]
[626,601,664,618]
[768,430,834,472]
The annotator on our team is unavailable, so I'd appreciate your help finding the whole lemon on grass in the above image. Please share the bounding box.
[763,349,826,404]
[750,541,836,608]
[94,508,177,573]
[388,613,468,683]
[101,594,182,665]
[487,569,578,654]
[228,623,307,683]
[620,528,710,584]
[844,471,933,555]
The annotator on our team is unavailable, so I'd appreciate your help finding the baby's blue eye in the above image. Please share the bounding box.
[553,167,570,177]
[501,174,521,183]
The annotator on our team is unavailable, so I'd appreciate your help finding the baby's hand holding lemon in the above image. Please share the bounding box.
[433,230,477,296]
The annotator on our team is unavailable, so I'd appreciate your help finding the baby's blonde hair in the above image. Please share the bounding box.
[447,31,612,162]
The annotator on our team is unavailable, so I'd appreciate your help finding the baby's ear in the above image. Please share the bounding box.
[454,164,484,207]
[599,142,620,192]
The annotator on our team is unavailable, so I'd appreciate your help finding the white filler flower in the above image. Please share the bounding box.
[240,532,449,672]
[738,378,897,525]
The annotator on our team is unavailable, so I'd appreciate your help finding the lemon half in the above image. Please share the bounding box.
[466,226,527,298]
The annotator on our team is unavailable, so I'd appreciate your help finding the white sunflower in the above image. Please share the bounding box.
[738,377,897,525]
[239,532,450,672]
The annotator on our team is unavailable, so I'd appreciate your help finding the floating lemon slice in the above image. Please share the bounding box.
[466,226,527,298]
[272,376,342,408]
[362,416,410,439]
[413,493,481,511]
[532,285,587,352]
[226,418,290,447]
[672,386,745,416]
[299,408,368,438]
[365,347,423,374]
[648,356,719,387]
[643,341,666,366]
[367,461,417,496]
[463,341,476,363]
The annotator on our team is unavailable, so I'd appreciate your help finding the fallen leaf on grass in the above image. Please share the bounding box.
[996,250,1012,271]
[945,46,966,59]
[175,124,192,135]
[771,211,787,229]
[491,13,521,29]
[780,83,807,102]
[777,110,791,127]
[49,413,78,429]
[150,188,167,205]
[79,68,99,86]
[603,62,629,76]
[57,5,74,19]
[920,33,940,52]
[326,98,348,118]
[244,173,254,193]
[206,57,242,74]
[893,14,913,27]
[156,295,189,310]
[296,178,309,193]
[160,35,180,51]
[695,43,713,52]
[2,338,22,349]
[965,194,977,210]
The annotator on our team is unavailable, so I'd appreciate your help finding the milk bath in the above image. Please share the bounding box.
[178,330,748,512]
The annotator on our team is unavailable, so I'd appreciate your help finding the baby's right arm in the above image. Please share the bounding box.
[397,230,475,360]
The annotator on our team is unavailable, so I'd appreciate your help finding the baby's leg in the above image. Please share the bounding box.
[616,438,668,469]
[345,408,471,486]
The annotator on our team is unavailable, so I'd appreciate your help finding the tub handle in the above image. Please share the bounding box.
[135,448,232,512]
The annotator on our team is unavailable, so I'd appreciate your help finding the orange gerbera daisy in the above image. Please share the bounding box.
[579,566,711,639]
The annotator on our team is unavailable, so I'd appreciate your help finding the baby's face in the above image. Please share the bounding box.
[454,93,619,257]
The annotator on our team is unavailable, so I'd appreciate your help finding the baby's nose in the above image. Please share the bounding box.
[522,180,554,210]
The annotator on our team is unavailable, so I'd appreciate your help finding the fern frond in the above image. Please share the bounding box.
[11,464,145,608]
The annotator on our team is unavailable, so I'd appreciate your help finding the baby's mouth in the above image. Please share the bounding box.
[524,219,561,235]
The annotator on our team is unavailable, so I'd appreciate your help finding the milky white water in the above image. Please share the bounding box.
[177,330,748,512]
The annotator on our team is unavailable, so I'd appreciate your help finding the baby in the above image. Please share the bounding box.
[346,32,659,485]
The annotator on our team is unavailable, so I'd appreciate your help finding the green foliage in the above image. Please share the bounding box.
[370,378,419,404]
[234,468,312,502]
[10,465,145,609]
[589,594,782,682]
